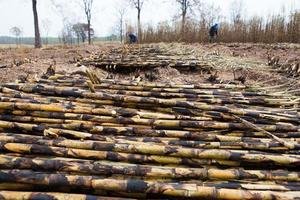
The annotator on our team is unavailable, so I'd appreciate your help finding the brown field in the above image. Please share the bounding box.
[0,42,299,89]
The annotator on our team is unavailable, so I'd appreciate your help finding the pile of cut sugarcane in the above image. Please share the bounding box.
[268,55,300,77]
[276,61,300,77]
[77,44,213,72]
[0,70,300,200]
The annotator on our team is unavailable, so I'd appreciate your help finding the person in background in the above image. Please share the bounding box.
[128,33,138,44]
[209,23,219,43]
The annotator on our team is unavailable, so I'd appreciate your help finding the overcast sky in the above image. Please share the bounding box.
[0,0,299,37]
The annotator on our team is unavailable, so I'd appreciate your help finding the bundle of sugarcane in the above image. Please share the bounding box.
[0,70,300,199]
[77,45,213,72]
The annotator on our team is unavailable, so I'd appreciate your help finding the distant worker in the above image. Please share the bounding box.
[128,33,138,44]
[209,23,219,43]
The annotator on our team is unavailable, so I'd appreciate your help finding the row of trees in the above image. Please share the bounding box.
[30,0,149,47]
[28,0,300,48]
[141,9,300,43]
[131,0,300,43]
[60,23,94,45]
[31,0,94,48]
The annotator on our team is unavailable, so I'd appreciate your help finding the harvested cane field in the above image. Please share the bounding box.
[0,43,300,199]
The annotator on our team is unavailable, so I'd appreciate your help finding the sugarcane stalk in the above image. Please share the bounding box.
[28,82,297,109]
[0,191,132,200]
[0,120,299,145]
[1,141,300,166]
[86,70,96,84]
[0,108,212,121]
[233,115,297,149]
[184,180,300,191]
[0,183,115,196]
[26,80,296,107]
[1,170,300,199]
[0,99,288,126]
[0,115,100,125]
[1,86,298,123]
[87,80,96,93]
[3,127,288,144]
[0,154,299,181]
[1,131,298,153]
[0,93,98,109]
[0,141,242,167]
[0,99,294,126]
[50,77,247,89]
[1,152,239,169]
[2,83,299,125]
[0,101,117,116]
[0,82,277,98]
[0,101,299,131]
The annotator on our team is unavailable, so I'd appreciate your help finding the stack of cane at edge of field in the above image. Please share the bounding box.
[77,44,214,73]
[0,68,299,199]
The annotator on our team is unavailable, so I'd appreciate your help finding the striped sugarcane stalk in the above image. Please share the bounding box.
[1,170,300,199]
[2,83,299,125]
[0,104,298,131]
[1,141,300,166]
[1,85,298,123]
[0,191,133,200]
[0,131,298,153]
[0,154,299,181]
[0,142,242,167]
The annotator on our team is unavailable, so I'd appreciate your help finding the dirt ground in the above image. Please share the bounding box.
[0,42,299,87]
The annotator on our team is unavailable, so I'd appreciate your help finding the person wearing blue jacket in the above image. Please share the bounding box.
[128,33,138,44]
[209,23,219,43]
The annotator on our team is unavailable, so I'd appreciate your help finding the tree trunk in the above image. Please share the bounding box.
[120,27,123,43]
[32,0,41,48]
[181,12,186,41]
[120,17,123,43]
[138,9,141,43]
[181,0,187,42]
[120,29,123,43]
[87,20,91,45]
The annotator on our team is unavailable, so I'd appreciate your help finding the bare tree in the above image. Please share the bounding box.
[195,1,221,41]
[60,22,75,45]
[131,0,145,43]
[10,26,22,45]
[42,19,52,45]
[51,0,76,45]
[230,0,244,24]
[117,7,126,43]
[32,0,42,48]
[72,23,89,43]
[176,0,198,40]
[230,0,245,41]
[82,0,93,44]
